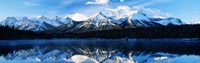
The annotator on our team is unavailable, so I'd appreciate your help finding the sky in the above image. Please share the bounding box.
[0,0,199,23]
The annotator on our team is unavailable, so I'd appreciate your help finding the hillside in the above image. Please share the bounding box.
[47,24,200,38]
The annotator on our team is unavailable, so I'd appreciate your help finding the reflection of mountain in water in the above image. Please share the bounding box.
[1,47,180,63]
[0,39,200,63]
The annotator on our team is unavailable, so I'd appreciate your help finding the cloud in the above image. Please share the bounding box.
[86,0,127,5]
[105,6,137,19]
[86,0,109,5]
[68,13,88,21]
[103,5,172,19]
[120,0,124,2]
[132,6,172,18]
[23,1,40,6]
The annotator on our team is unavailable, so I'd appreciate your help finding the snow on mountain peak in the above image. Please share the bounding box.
[29,15,47,22]
[91,12,108,18]
[37,15,46,19]
[88,12,109,27]
[51,16,61,21]
[6,17,17,20]
[1,17,20,27]
[22,16,28,19]
[0,6,184,31]
[86,0,109,5]
[99,5,175,24]
[63,16,71,20]
[4,17,19,24]
[105,6,137,19]
[21,16,29,22]
[69,13,88,21]
[63,15,70,19]
[115,6,136,17]
[103,5,171,20]
[132,6,170,19]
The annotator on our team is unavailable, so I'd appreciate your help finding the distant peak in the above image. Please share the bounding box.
[63,16,73,21]
[52,16,61,19]
[22,16,29,20]
[70,13,88,21]
[92,12,107,18]
[63,16,69,19]
[23,16,28,19]
[53,16,59,18]
[98,12,104,15]
[6,17,17,20]
[36,15,46,19]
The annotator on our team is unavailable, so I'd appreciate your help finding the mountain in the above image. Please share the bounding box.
[151,18,183,26]
[49,11,185,33]
[20,16,62,31]
[0,17,20,28]
[67,12,121,32]
[0,10,185,32]
[0,16,74,31]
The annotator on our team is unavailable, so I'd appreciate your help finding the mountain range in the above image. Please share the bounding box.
[0,10,185,32]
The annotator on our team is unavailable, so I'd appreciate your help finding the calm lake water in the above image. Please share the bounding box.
[0,38,200,63]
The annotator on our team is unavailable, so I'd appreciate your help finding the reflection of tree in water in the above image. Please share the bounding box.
[0,39,200,62]
[133,41,146,51]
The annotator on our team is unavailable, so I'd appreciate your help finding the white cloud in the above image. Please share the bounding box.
[132,6,172,18]
[120,0,124,2]
[86,0,109,5]
[68,13,88,21]
[103,5,172,19]
[23,1,40,6]
[86,0,126,5]
[105,6,137,19]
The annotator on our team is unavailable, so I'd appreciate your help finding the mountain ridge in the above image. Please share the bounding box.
[0,10,185,32]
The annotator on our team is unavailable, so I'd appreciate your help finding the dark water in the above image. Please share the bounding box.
[0,38,200,63]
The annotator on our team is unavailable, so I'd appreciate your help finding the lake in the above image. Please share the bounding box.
[0,38,200,63]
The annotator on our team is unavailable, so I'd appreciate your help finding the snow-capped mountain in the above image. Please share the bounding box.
[0,8,185,32]
[151,17,183,26]
[67,12,121,32]
[50,10,184,33]
[110,10,184,28]
[0,16,74,31]
[1,17,20,28]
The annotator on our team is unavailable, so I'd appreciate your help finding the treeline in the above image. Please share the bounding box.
[1,24,200,39]
[52,24,200,38]
[133,24,200,38]
[0,26,52,40]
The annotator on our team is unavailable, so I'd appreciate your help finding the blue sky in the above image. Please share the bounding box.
[0,0,199,23]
